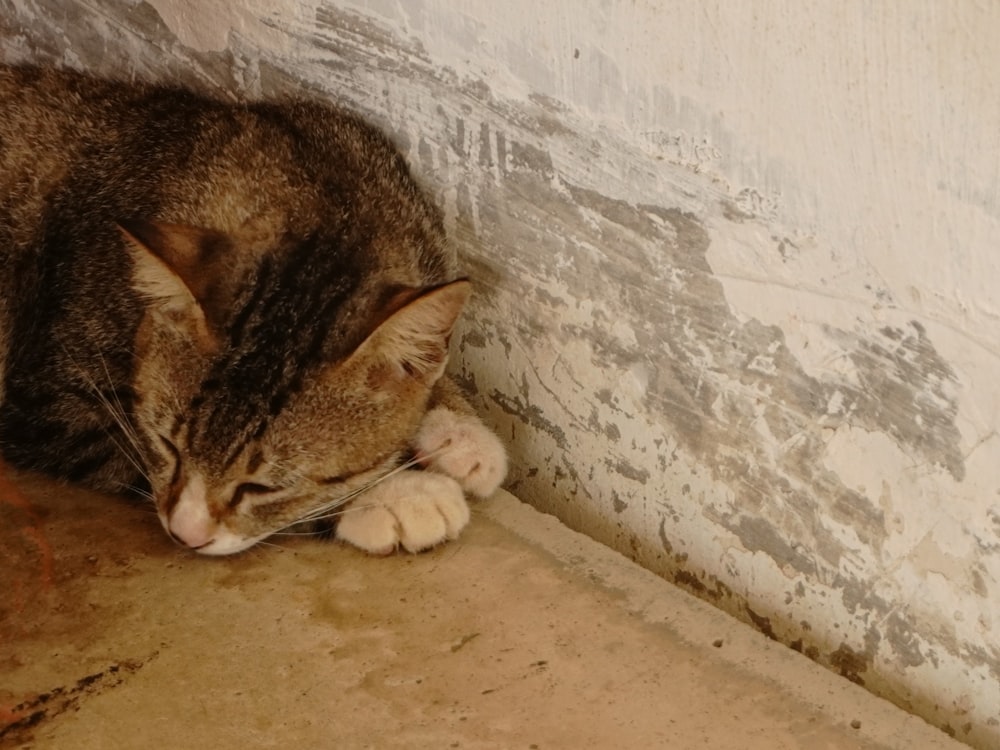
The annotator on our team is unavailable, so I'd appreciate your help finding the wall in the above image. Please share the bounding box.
[3,1,999,745]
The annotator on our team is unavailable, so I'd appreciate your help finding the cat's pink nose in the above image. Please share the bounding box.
[167,475,217,549]
[169,514,215,549]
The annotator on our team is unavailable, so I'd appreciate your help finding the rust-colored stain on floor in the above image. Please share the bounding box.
[0,458,54,621]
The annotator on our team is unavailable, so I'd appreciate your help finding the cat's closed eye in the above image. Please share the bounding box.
[229,482,279,508]
[157,434,182,484]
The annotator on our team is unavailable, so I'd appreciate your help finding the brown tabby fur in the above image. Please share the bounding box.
[0,64,488,553]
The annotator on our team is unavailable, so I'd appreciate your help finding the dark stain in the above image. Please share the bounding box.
[835,574,892,618]
[961,642,1000,684]
[509,141,554,177]
[657,518,673,554]
[562,323,641,370]
[710,576,732,601]
[829,643,869,685]
[564,182,661,242]
[450,632,481,653]
[478,121,493,168]
[820,322,965,480]
[673,569,706,594]
[728,516,816,577]
[460,330,488,349]
[534,286,566,308]
[594,388,623,413]
[605,458,650,485]
[669,566,735,605]
[611,490,628,513]
[971,566,988,597]
[490,388,568,450]
[313,4,435,70]
[745,606,777,641]
[885,612,926,668]
[0,659,149,745]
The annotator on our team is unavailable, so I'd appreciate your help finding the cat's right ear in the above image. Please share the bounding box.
[119,218,222,351]
[349,280,472,388]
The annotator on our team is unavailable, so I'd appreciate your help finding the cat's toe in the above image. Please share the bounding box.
[334,471,469,555]
[433,486,472,538]
[454,448,507,498]
[335,504,400,556]
[395,473,469,552]
[415,407,508,497]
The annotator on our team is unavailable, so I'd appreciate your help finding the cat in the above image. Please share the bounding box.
[0,64,506,556]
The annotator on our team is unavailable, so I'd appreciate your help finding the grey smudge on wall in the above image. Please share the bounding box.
[828,322,964,480]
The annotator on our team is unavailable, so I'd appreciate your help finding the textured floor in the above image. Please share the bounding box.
[1,464,964,750]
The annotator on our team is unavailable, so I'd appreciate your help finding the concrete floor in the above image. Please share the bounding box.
[1,464,964,750]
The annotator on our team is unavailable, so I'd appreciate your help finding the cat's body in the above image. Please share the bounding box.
[0,65,505,555]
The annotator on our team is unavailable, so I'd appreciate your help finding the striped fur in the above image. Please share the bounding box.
[0,65,501,554]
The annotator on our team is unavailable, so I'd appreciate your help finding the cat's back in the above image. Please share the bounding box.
[0,64,456,290]
[0,65,213,255]
[0,65,452,278]
[0,66,101,238]
[0,65,456,403]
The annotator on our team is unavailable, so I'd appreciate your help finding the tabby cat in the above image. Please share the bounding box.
[0,65,506,556]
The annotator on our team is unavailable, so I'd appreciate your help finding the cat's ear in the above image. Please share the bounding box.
[119,218,227,347]
[354,280,471,386]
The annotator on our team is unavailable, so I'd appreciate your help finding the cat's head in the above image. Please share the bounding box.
[120,219,469,555]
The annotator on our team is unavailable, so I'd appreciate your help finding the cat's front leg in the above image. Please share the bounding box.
[335,471,469,555]
[413,406,507,498]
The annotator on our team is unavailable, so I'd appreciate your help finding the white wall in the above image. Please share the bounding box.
[5,1,999,745]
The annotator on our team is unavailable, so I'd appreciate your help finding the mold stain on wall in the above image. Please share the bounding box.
[3,1,998,746]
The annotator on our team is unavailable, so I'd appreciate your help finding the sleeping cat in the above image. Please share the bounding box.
[0,64,506,556]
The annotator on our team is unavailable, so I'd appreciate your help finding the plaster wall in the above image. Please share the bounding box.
[3,1,998,745]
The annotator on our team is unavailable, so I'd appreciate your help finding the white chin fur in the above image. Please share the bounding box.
[191,528,267,556]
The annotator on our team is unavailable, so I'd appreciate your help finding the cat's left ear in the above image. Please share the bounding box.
[353,280,471,386]
[119,218,228,348]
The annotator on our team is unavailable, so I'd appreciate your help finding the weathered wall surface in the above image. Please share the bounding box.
[3,1,999,745]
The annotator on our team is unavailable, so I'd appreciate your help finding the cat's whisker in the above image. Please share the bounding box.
[261,458,313,488]
[272,506,376,535]
[60,344,152,484]
[290,444,458,527]
[254,539,287,552]
[267,456,400,532]
[298,501,390,520]
[94,353,144,450]
[119,482,155,500]
[97,353,140,441]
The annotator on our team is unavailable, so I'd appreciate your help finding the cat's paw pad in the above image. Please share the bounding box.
[413,407,507,498]
[334,471,469,555]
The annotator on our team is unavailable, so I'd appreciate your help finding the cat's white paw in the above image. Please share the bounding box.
[413,407,507,498]
[334,471,470,555]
